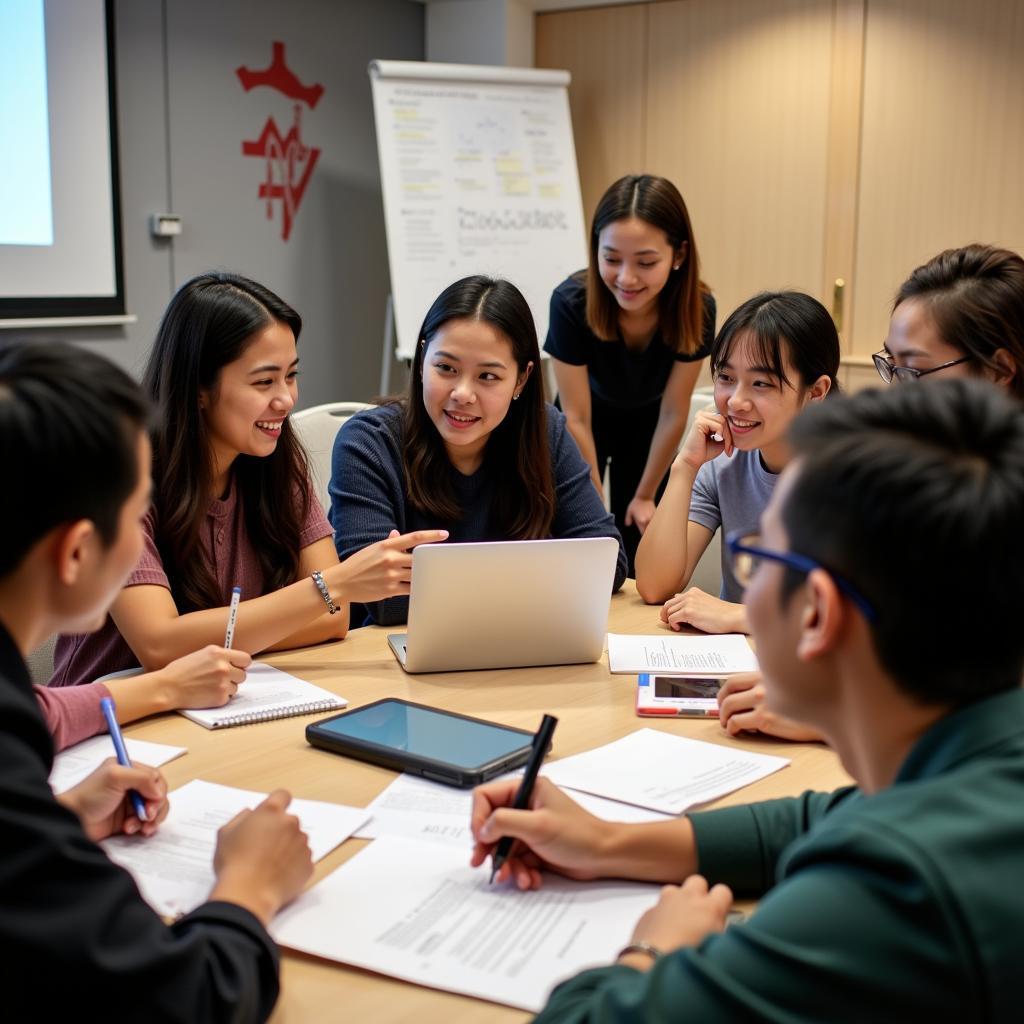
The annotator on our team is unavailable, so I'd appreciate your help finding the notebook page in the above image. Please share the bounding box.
[179,662,346,728]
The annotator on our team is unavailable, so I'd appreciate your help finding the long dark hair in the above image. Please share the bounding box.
[586,174,709,354]
[142,271,310,612]
[711,291,841,395]
[403,276,555,537]
[894,244,1024,399]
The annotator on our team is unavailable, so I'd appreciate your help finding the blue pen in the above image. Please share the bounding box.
[99,696,148,823]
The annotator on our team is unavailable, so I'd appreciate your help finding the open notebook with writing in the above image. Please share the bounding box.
[179,662,346,729]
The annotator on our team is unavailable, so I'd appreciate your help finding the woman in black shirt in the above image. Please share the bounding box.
[544,175,715,574]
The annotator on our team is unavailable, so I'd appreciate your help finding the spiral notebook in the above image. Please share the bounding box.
[179,662,346,729]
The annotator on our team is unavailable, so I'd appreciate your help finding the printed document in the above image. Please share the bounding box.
[607,632,758,674]
[103,779,368,917]
[356,771,672,846]
[50,735,187,794]
[272,836,659,1012]
[543,728,789,814]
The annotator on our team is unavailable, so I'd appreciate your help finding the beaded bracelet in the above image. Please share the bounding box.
[311,570,339,615]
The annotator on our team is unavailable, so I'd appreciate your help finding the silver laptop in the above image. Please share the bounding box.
[387,537,619,673]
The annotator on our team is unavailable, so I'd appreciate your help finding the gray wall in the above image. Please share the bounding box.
[50,0,424,406]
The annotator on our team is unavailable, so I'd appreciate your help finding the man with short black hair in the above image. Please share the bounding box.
[0,339,313,1021]
[471,378,1024,1022]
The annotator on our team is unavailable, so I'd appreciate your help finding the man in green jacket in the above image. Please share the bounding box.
[471,377,1024,1022]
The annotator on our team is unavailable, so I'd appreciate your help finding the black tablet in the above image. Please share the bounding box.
[306,698,538,788]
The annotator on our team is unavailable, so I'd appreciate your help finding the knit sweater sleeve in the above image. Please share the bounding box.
[33,681,112,752]
[328,405,411,626]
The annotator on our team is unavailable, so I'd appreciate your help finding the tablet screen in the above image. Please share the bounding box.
[314,700,531,769]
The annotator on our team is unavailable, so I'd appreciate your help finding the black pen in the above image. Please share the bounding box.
[490,713,558,884]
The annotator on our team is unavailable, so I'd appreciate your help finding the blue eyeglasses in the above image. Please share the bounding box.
[726,531,878,624]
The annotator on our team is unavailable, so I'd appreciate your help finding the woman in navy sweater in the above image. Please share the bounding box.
[329,275,627,625]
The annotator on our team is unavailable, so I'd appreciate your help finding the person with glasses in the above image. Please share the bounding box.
[720,244,1024,743]
[876,244,1024,394]
[635,291,839,636]
[471,378,1024,1023]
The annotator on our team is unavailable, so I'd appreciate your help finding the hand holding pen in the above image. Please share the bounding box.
[57,697,169,841]
[470,741,626,891]
[489,714,559,882]
[100,696,150,822]
[467,714,607,889]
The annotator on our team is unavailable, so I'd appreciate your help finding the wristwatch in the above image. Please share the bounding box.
[616,940,663,965]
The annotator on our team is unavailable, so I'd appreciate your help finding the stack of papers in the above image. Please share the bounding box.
[272,836,660,1013]
[543,728,789,814]
[49,735,187,794]
[356,772,671,847]
[102,779,368,917]
[607,632,758,675]
[71,719,791,1011]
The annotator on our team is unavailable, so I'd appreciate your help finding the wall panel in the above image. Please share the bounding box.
[645,0,835,326]
[535,3,648,225]
[851,0,1024,356]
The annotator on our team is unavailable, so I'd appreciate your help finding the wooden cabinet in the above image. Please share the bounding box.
[537,0,1024,388]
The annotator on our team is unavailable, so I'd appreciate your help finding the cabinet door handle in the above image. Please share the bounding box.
[832,278,845,333]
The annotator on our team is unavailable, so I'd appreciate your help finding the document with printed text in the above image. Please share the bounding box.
[272,836,660,1012]
[102,779,368,917]
[356,771,672,846]
[543,728,789,814]
[607,633,758,675]
[49,735,187,794]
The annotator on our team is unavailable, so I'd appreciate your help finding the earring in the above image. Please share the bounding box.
[512,392,521,401]
[673,263,682,270]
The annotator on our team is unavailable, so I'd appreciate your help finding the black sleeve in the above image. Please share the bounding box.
[548,407,628,591]
[674,290,717,363]
[1,694,280,1023]
[543,277,591,366]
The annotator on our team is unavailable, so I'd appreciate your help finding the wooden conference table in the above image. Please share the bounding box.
[124,583,852,1023]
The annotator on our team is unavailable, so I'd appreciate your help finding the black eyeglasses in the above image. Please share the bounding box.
[872,349,972,384]
[726,531,878,623]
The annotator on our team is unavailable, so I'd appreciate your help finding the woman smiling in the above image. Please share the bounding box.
[50,272,444,685]
[330,275,628,626]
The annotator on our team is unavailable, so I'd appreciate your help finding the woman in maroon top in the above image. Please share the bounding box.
[52,273,445,684]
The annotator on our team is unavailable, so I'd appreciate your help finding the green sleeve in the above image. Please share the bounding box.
[534,823,969,1024]
[689,787,858,896]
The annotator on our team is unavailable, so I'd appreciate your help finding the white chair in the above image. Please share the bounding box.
[291,401,373,515]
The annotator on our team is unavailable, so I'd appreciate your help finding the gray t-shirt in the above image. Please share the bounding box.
[689,449,778,602]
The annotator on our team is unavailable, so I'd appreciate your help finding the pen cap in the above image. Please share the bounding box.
[534,713,558,753]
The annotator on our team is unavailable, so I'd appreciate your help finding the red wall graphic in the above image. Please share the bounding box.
[236,42,324,242]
